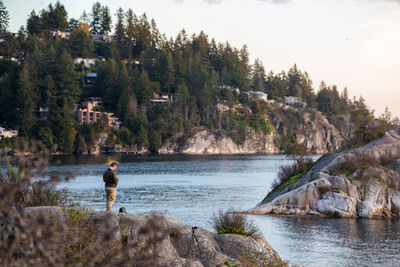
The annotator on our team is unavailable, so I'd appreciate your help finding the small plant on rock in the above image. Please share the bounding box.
[211,209,260,238]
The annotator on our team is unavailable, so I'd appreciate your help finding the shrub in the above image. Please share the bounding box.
[268,144,314,195]
[332,153,379,175]
[211,209,260,238]
[24,182,69,207]
[332,150,400,176]
[0,142,169,266]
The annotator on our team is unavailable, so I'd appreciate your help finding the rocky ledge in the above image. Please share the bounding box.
[2,206,287,267]
[248,128,400,218]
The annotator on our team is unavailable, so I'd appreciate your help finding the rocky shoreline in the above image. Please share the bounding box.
[2,206,287,267]
[248,128,400,218]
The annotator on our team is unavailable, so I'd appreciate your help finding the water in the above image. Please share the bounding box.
[54,154,400,267]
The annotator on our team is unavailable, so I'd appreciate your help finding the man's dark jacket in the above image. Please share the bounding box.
[103,168,118,188]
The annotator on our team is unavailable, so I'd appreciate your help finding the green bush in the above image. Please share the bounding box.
[211,209,260,238]
[267,144,314,197]
[25,182,69,207]
[0,164,70,208]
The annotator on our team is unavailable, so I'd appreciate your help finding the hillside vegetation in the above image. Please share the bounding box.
[0,1,398,154]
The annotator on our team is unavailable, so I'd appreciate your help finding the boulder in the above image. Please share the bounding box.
[2,207,286,266]
[249,127,400,218]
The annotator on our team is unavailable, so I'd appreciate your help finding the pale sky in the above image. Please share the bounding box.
[4,0,400,117]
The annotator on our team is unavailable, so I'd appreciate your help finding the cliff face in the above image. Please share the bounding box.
[159,128,279,155]
[248,128,400,218]
[160,108,344,155]
[293,111,344,154]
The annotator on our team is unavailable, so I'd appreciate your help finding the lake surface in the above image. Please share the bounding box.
[54,154,400,267]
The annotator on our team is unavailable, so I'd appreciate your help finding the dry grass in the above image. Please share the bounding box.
[0,141,169,267]
[332,150,400,176]
[269,158,314,194]
[210,209,260,238]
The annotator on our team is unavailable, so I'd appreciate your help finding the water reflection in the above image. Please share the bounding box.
[253,215,400,267]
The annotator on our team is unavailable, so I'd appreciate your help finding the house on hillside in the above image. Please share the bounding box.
[0,127,18,140]
[283,96,299,105]
[283,96,306,107]
[150,92,174,103]
[246,91,268,102]
[50,30,71,39]
[74,58,97,68]
[216,85,240,95]
[91,34,113,42]
[33,107,49,120]
[84,73,97,84]
[74,97,122,130]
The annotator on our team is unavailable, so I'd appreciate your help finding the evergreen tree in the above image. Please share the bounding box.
[114,8,126,46]
[126,9,135,71]
[100,6,112,34]
[27,11,41,35]
[251,59,266,91]
[17,57,38,136]
[80,11,89,24]
[90,2,102,34]
[52,1,68,31]
[0,0,9,35]
[69,27,94,57]
[68,18,79,32]
[51,50,80,152]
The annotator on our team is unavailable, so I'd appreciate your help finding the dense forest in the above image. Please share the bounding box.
[0,1,398,154]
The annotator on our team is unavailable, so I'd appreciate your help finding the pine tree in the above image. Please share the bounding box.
[17,57,38,136]
[114,8,126,46]
[52,1,68,31]
[52,50,80,152]
[90,2,102,34]
[126,9,135,72]
[69,27,94,57]
[251,59,266,91]
[27,10,41,35]
[80,11,89,24]
[68,18,79,32]
[100,6,112,34]
[0,0,9,35]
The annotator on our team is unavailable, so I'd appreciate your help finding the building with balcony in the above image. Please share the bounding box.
[150,92,174,103]
[74,97,122,130]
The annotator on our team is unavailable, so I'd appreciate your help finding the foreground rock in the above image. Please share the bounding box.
[249,128,400,218]
[2,206,287,267]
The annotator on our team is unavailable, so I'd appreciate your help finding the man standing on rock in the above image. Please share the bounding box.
[103,162,120,211]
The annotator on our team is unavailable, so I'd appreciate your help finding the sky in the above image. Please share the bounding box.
[4,0,400,117]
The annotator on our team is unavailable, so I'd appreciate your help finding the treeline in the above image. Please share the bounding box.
[0,1,398,153]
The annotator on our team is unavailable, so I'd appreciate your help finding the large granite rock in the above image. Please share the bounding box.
[159,128,280,155]
[159,108,344,155]
[249,127,400,218]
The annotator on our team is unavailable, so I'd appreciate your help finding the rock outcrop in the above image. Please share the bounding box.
[248,127,400,218]
[159,108,344,155]
[292,111,344,154]
[2,206,287,267]
[159,128,279,155]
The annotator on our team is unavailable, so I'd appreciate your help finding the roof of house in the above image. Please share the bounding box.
[85,73,97,78]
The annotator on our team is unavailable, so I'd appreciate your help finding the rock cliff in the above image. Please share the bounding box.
[159,128,279,155]
[2,206,287,267]
[159,108,344,155]
[248,128,400,218]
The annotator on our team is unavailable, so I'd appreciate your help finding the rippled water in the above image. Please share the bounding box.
[54,154,400,267]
